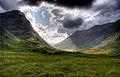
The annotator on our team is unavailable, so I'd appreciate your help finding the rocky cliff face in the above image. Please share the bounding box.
[55,20,120,50]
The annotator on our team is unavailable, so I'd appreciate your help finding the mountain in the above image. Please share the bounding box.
[55,20,120,50]
[0,10,55,53]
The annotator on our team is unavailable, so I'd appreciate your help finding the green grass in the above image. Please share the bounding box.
[0,51,120,77]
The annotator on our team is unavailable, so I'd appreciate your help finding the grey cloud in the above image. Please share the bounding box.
[49,8,83,29]
[0,0,19,11]
[50,8,63,17]
[0,0,26,12]
[116,0,120,9]
[93,0,120,14]
[79,0,120,30]
[57,27,78,35]
[81,9,120,30]
[62,17,83,29]
[49,8,66,25]
[57,27,66,33]
[49,8,83,35]
[0,7,5,13]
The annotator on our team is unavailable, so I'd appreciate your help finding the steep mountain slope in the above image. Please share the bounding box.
[91,32,120,55]
[55,20,120,50]
[0,10,55,53]
[0,27,20,50]
[79,32,120,55]
[0,10,48,45]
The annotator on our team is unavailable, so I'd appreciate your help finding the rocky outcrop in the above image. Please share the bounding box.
[55,20,120,50]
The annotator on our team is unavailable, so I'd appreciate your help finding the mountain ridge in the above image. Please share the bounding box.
[0,10,55,53]
[55,19,120,50]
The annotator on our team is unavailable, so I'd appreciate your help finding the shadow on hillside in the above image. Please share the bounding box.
[49,51,120,58]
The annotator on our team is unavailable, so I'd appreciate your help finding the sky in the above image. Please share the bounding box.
[0,0,120,45]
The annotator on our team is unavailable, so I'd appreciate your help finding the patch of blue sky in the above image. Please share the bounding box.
[32,7,57,28]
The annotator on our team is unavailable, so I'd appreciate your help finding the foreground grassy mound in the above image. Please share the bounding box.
[0,51,120,77]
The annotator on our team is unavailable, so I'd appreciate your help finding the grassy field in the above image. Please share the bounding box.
[0,51,120,77]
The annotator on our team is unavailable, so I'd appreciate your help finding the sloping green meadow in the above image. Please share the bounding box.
[0,51,120,77]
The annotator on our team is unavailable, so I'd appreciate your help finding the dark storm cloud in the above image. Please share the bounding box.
[23,0,94,8]
[57,27,66,33]
[23,0,41,6]
[49,7,83,29]
[62,18,83,29]
[47,0,94,8]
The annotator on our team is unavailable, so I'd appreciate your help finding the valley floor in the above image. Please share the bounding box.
[0,51,120,77]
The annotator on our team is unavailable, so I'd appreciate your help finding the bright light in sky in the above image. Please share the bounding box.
[19,4,69,44]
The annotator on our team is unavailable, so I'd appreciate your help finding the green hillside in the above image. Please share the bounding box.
[78,33,120,56]
[94,33,120,55]
[0,27,56,53]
